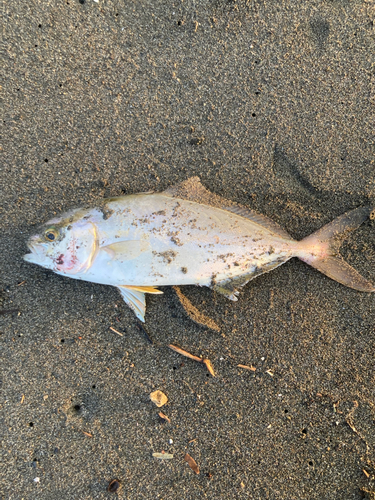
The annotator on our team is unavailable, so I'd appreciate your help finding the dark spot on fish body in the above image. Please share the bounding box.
[269,246,275,255]
[67,225,72,231]
[181,267,188,274]
[234,262,240,266]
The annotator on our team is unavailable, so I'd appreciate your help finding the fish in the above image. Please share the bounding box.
[24,177,375,322]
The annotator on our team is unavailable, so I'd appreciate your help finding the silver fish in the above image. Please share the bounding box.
[24,177,374,321]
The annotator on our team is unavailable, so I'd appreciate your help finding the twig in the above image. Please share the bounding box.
[237,364,256,371]
[109,326,123,337]
[80,430,93,438]
[203,358,215,377]
[169,344,202,362]
[158,411,171,423]
[169,344,215,376]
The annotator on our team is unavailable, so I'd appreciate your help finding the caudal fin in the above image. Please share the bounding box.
[298,206,375,292]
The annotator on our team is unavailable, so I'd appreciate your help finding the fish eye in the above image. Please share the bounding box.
[45,229,58,241]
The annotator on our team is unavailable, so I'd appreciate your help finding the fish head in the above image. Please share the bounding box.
[24,209,99,276]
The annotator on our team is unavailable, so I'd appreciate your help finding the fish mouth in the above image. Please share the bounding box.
[23,244,37,263]
[23,241,43,264]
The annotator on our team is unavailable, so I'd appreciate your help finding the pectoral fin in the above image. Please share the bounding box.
[102,240,150,260]
[116,285,163,322]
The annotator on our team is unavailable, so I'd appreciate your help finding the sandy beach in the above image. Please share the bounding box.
[2,1,374,498]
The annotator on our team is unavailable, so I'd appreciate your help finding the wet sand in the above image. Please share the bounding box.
[2,1,374,498]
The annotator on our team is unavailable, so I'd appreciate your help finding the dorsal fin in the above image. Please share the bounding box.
[222,205,292,239]
[164,177,292,239]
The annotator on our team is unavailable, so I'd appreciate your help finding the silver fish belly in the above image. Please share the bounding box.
[24,177,375,321]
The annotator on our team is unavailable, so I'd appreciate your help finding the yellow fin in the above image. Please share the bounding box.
[122,285,163,295]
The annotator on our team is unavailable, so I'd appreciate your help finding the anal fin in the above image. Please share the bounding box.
[116,285,163,322]
[212,257,290,300]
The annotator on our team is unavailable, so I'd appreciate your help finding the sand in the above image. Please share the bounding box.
[1,0,374,498]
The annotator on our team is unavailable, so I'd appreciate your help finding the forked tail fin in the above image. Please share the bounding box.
[298,206,375,292]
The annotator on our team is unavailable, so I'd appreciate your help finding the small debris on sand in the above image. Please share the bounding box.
[238,364,256,371]
[80,430,93,438]
[168,344,202,362]
[158,411,171,423]
[153,452,173,459]
[150,390,168,407]
[203,358,215,377]
[109,326,123,336]
[169,344,215,376]
[184,453,200,474]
